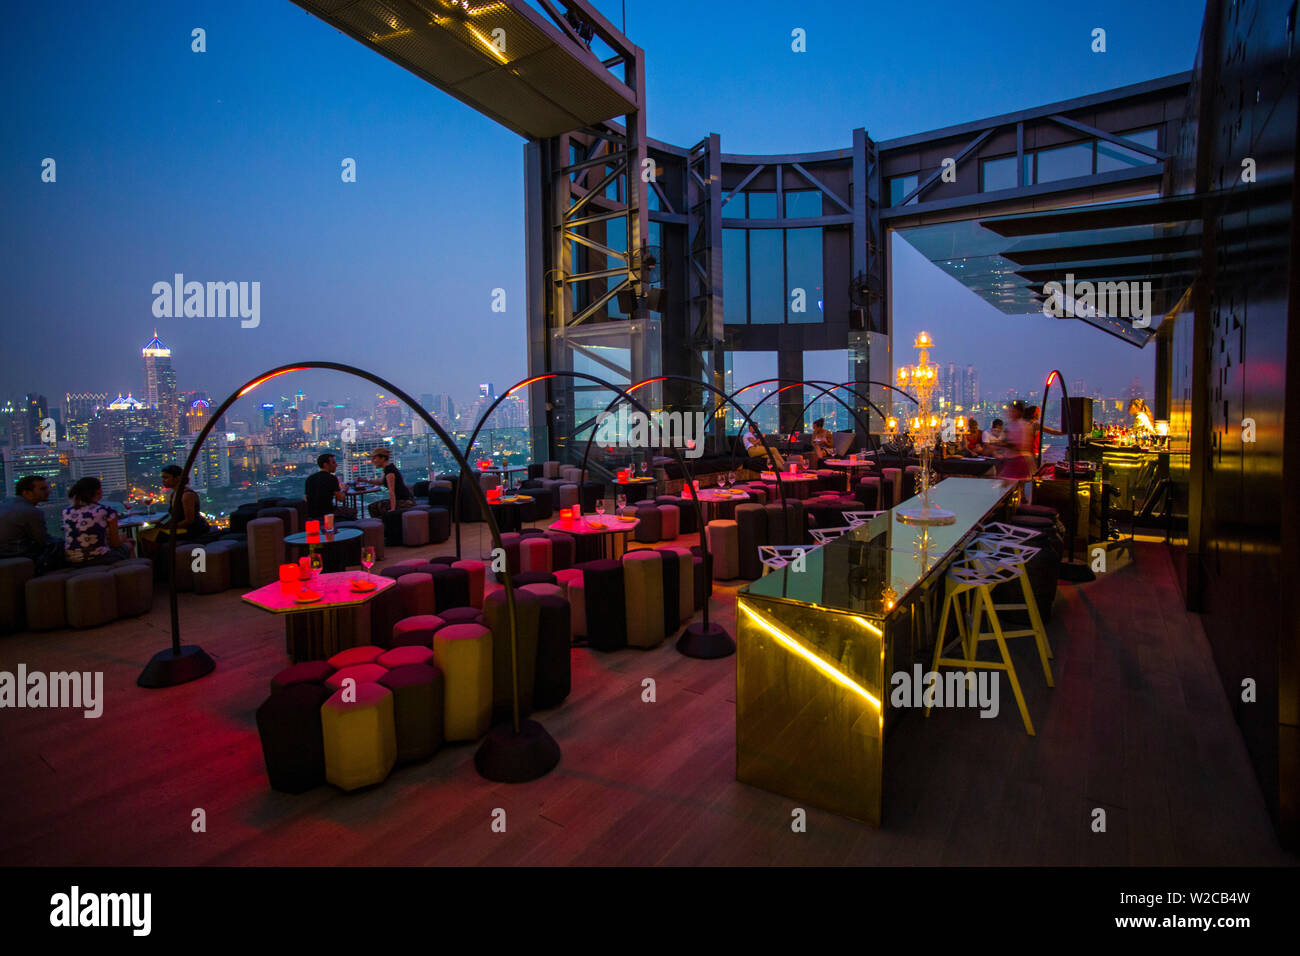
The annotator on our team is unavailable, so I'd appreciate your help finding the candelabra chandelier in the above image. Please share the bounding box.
[886,331,956,526]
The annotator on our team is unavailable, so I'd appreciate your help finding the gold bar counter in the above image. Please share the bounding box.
[736,477,1019,826]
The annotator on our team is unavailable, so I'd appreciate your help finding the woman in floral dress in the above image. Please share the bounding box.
[63,477,132,566]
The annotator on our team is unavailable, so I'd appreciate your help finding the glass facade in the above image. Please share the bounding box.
[785,228,823,323]
[784,189,823,218]
[888,174,918,206]
[749,230,784,323]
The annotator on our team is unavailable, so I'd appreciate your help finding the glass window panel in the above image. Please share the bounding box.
[749,230,784,323]
[721,192,745,218]
[747,191,778,219]
[722,229,747,324]
[1034,142,1094,183]
[981,155,1018,192]
[785,228,823,324]
[647,184,661,211]
[1096,128,1160,172]
[888,174,918,206]
[1024,153,1034,185]
[784,189,822,218]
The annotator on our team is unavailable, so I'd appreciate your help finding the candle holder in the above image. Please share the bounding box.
[890,331,956,526]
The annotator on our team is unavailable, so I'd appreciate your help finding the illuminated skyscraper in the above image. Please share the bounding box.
[142,332,180,438]
[65,392,109,448]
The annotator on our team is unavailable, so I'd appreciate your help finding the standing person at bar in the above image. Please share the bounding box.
[998,402,1036,501]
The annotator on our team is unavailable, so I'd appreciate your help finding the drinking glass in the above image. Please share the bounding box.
[361,546,375,573]
[595,499,606,519]
[616,493,627,512]
[639,461,648,478]
[727,471,737,489]
[309,553,323,580]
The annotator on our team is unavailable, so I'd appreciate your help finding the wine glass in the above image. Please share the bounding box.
[361,545,375,573]
[616,493,627,513]
[309,552,323,580]
[595,498,606,520]
[727,471,737,491]
[639,460,648,478]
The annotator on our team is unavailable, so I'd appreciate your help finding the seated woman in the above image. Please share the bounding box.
[961,418,983,455]
[742,422,785,471]
[810,418,834,463]
[365,447,417,518]
[63,477,133,567]
[139,465,211,557]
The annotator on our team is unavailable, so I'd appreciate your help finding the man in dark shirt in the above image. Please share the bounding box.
[304,454,357,521]
[0,475,63,572]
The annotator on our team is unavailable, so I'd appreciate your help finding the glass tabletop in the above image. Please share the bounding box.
[742,477,1017,619]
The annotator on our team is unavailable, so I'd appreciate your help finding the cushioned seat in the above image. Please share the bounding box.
[430,566,470,613]
[634,502,661,543]
[326,662,389,691]
[391,614,445,647]
[622,550,665,648]
[257,683,332,793]
[510,570,557,588]
[328,645,385,668]
[426,507,451,543]
[734,503,766,580]
[401,509,431,547]
[368,585,404,648]
[379,662,445,762]
[558,483,579,510]
[579,558,625,650]
[452,559,486,609]
[397,572,436,617]
[246,517,286,587]
[881,467,903,507]
[321,681,397,791]
[25,571,72,631]
[520,536,552,573]
[563,570,586,638]
[657,504,680,541]
[484,587,541,721]
[433,622,494,741]
[379,565,420,581]
[553,566,582,597]
[437,606,484,626]
[526,589,571,709]
[271,659,336,694]
[109,561,154,616]
[542,461,561,479]
[257,506,299,536]
[856,476,882,510]
[657,545,694,625]
[66,572,117,629]
[706,520,740,580]
[427,480,454,510]
[192,542,232,594]
[0,557,34,634]
[492,532,522,581]
[377,644,436,668]
[381,509,405,546]
[544,531,576,570]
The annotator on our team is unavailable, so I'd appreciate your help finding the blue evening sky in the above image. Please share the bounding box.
[0,0,1205,416]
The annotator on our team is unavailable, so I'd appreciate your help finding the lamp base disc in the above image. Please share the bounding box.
[137,645,216,688]
[676,621,735,659]
[474,719,561,783]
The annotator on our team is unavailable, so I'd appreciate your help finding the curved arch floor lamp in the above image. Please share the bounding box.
[136,362,558,784]
[573,373,792,659]
[1041,370,1095,583]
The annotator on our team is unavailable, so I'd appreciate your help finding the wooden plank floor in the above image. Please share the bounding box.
[0,526,1293,866]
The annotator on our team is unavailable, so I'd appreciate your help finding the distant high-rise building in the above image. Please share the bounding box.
[963,365,979,408]
[479,383,495,401]
[64,392,109,449]
[4,443,71,498]
[430,393,455,425]
[69,453,128,498]
[1126,377,1145,402]
[419,393,435,412]
[123,426,169,487]
[18,393,49,446]
[142,333,180,437]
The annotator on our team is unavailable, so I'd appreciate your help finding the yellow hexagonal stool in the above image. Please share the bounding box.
[321,681,397,791]
[432,622,493,741]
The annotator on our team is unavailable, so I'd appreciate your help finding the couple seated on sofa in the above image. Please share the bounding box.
[742,419,844,471]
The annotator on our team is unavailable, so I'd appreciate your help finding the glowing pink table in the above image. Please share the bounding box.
[242,571,395,662]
